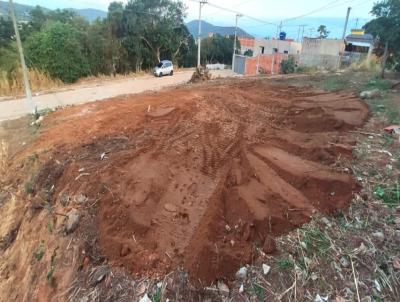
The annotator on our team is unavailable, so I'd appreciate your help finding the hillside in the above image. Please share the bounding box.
[0,1,106,22]
[186,20,254,39]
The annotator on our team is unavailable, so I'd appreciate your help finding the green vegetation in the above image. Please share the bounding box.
[323,76,348,91]
[251,283,265,300]
[280,56,296,74]
[374,183,400,207]
[151,288,161,302]
[201,34,240,65]
[364,0,400,76]
[277,257,294,270]
[0,0,198,87]
[300,226,331,256]
[47,247,59,283]
[317,25,330,39]
[33,240,45,262]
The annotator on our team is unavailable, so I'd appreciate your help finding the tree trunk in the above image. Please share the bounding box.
[156,48,161,63]
[380,40,389,79]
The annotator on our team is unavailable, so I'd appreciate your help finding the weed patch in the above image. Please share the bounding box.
[33,240,45,263]
[374,183,400,207]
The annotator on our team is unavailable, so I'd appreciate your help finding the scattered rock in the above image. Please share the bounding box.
[340,256,350,268]
[89,265,109,286]
[360,89,381,99]
[315,294,329,302]
[225,224,231,232]
[164,203,177,212]
[235,266,248,279]
[217,281,229,295]
[66,209,80,234]
[371,231,385,243]
[321,217,332,227]
[262,236,277,254]
[239,284,244,293]
[139,294,152,302]
[262,263,271,275]
[59,194,70,207]
[75,194,88,204]
[311,273,318,281]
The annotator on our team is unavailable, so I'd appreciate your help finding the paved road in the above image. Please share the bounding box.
[0,69,235,122]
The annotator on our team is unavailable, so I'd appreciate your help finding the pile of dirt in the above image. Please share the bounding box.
[1,78,369,298]
[189,67,212,83]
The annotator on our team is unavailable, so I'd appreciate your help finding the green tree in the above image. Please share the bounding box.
[122,0,189,69]
[364,0,400,77]
[85,20,113,75]
[201,35,240,65]
[0,17,13,48]
[25,22,90,83]
[317,25,330,39]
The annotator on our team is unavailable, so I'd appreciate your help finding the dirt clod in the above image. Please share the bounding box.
[65,208,80,234]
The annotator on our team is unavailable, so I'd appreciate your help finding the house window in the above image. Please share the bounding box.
[273,48,278,53]
[260,46,265,54]
[284,50,288,54]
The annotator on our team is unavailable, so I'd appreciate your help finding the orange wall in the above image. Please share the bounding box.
[244,54,288,75]
[239,37,255,48]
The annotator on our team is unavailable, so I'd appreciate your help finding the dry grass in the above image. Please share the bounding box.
[0,68,62,97]
[0,139,9,182]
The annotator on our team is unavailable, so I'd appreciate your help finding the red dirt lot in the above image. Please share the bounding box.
[2,77,369,298]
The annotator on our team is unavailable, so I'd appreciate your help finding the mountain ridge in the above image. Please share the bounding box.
[0,1,106,22]
[186,20,254,39]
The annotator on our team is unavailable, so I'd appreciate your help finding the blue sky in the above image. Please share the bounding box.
[11,0,377,38]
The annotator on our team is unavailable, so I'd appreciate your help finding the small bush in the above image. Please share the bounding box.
[280,56,296,74]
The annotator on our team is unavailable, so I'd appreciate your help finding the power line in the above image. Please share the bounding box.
[282,0,358,24]
[189,0,278,26]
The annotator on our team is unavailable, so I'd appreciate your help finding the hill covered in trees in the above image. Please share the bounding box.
[0,1,106,22]
[186,20,253,39]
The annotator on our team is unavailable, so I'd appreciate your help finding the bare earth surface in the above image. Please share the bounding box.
[0,69,234,122]
[0,77,370,301]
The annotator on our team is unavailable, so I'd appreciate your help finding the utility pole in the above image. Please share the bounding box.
[9,0,35,114]
[301,25,305,41]
[197,0,207,68]
[342,7,351,40]
[232,13,242,73]
[297,25,306,42]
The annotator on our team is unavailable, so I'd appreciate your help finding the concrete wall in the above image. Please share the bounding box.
[300,38,345,69]
[299,54,341,70]
[254,39,302,56]
[302,38,344,56]
[240,38,302,56]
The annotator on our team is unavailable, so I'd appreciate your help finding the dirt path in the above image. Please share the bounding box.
[0,69,234,122]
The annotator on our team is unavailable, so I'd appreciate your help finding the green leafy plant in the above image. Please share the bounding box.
[33,240,45,262]
[300,226,331,256]
[251,283,265,300]
[280,56,296,74]
[277,257,294,270]
[374,184,400,207]
[47,247,59,283]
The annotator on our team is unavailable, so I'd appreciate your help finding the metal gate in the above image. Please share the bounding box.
[233,55,246,75]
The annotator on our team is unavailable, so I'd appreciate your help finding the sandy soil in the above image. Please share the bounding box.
[0,70,234,122]
[0,77,369,301]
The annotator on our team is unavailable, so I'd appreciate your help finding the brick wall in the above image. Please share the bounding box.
[244,54,288,75]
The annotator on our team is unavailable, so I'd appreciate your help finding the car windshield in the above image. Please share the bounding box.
[156,62,163,68]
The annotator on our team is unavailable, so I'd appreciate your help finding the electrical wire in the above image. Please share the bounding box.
[282,0,358,24]
[189,0,278,26]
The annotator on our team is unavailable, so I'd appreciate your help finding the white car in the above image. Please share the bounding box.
[154,60,174,77]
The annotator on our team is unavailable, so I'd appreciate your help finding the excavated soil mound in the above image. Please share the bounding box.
[22,78,369,282]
